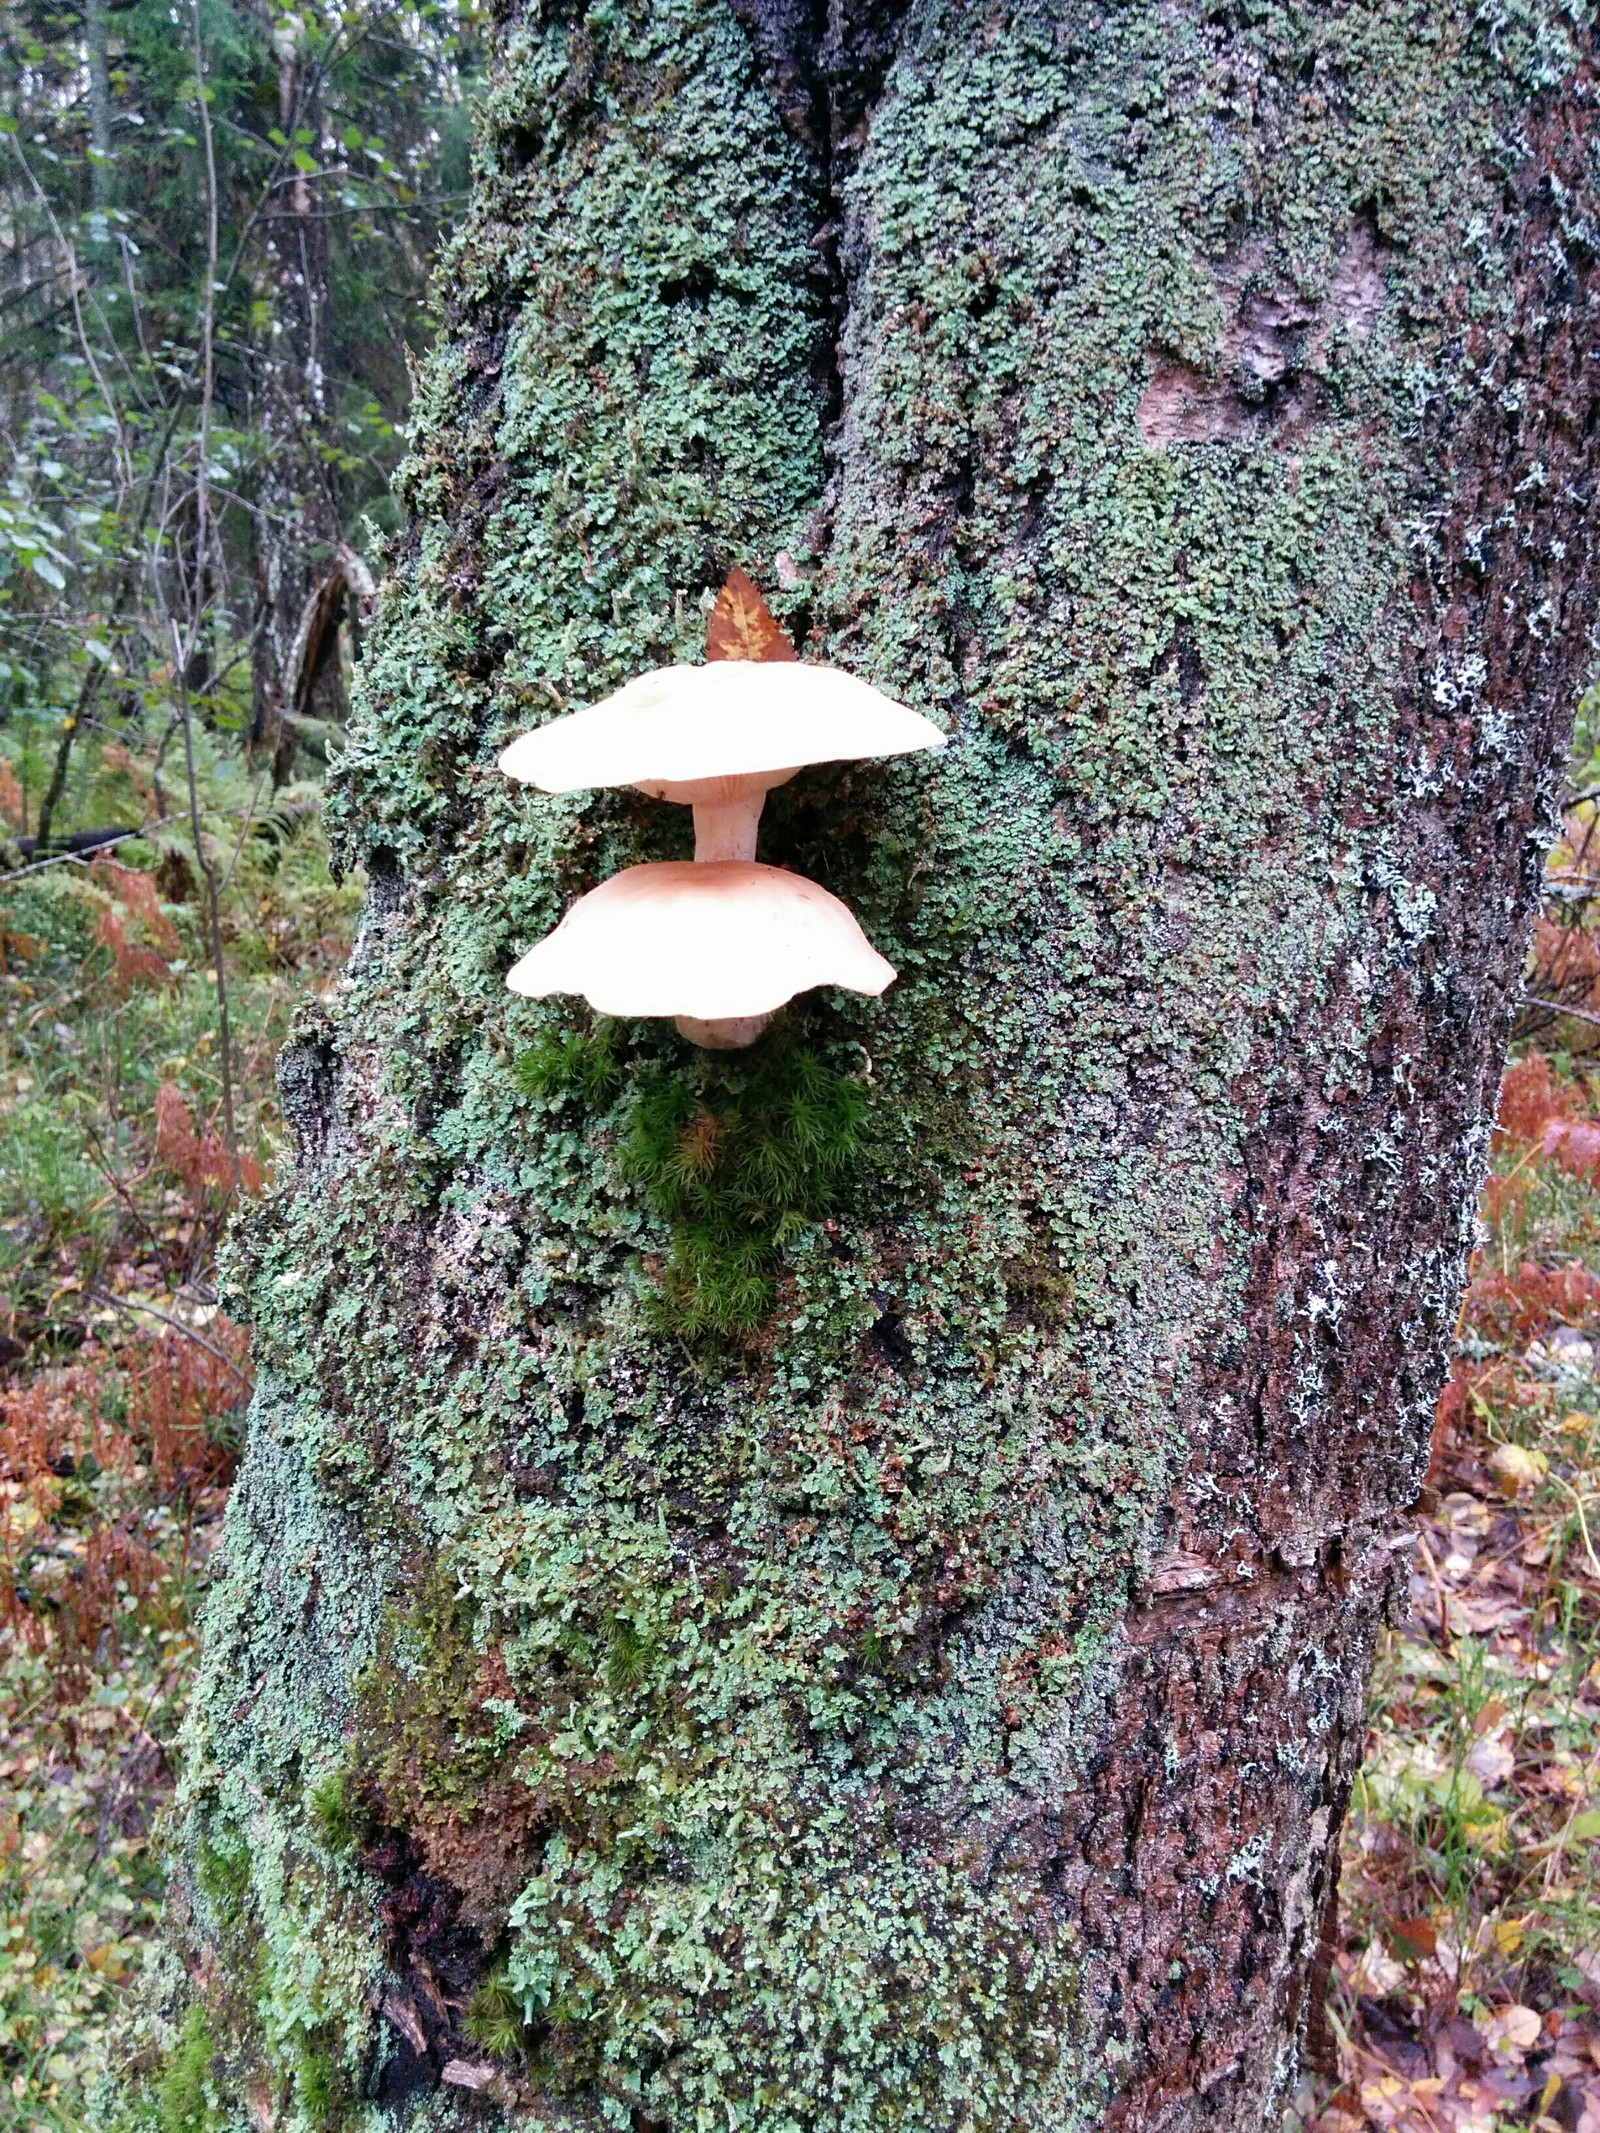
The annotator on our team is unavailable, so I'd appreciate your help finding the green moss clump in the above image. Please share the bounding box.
[619,1037,868,1337]
[292,2036,342,2122]
[515,1019,621,1105]
[154,2005,217,2133]
[601,1612,661,1696]
[356,1559,511,1818]
[306,1769,368,1855]
[192,1830,251,1928]
[464,1967,527,2059]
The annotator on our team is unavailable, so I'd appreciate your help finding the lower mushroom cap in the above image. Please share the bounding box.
[506,861,895,1021]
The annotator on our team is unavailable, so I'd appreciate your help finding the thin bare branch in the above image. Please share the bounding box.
[1521,996,1600,1031]
[85,1287,252,1390]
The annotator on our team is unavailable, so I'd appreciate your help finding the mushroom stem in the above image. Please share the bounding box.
[691,789,766,863]
[676,1010,773,1050]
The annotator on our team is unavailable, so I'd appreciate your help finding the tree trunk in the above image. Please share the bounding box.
[249,6,342,779]
[84,0,111,213]
[149,1,1600,2127]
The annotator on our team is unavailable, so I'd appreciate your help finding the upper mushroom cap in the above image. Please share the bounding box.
[498,661,945,794]
[506,862,895,1020]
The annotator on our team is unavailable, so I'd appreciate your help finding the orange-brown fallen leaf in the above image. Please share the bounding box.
[705,566,798,664]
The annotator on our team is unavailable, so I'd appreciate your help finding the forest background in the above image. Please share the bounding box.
[2,4,1600,2128]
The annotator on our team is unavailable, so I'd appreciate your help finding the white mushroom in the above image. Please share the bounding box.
[499,660,945,863]
[506,861,894,1049]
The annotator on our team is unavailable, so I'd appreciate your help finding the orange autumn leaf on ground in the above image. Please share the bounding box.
[705,566,797,664]
[88,854,180,954]
[94,905,170,991]
[155,1081,264,1197]
[87,854,180,992]
[1496,1051,1600,1183]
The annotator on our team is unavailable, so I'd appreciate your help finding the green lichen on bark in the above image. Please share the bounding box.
[116,0,1600,2126]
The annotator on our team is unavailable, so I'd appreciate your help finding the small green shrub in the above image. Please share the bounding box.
[0,872,100,965]
[1,1094,108,1234]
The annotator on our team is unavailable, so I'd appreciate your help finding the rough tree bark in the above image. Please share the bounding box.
[249,6,345,779]
[84,0,112,213]
[135,0,1600,2127]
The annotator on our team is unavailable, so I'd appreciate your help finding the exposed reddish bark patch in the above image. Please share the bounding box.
[1138,222,1389,447]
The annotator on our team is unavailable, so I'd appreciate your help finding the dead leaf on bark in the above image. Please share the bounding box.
[705,566,797,663]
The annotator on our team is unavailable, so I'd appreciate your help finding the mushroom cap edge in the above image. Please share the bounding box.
[506,860,896,1019]
[498,660,946,794]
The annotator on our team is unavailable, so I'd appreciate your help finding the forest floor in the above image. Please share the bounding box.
[0,733,357,2130]
[1,739,1599,2132]
[1302,1051,1600,2133]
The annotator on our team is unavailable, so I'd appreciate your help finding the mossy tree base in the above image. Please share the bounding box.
[120,2,1600,2128]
